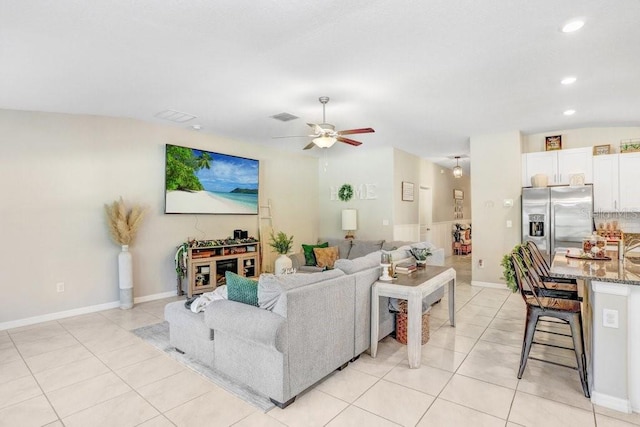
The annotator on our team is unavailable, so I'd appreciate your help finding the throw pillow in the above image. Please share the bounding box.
[313,246,339,268]
[302,242,328,266]
[225,271,258,307]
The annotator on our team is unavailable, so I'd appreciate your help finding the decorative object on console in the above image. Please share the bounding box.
[104,197,147,309]
[164,144,258,215]
[410,247,433,266]
[269,231,294,275]
[379,251,392,281]
[341,209,357,239]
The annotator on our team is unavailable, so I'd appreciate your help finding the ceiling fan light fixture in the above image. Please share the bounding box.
[313,135,337,148]
[453,156,463,178]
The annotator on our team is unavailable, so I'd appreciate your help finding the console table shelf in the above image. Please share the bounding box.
[186,240,260,297]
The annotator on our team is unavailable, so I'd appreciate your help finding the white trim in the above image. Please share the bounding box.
[591,391,632,414]
[471,280,508,290]
[134,290,177,304]
[0,301,120,331]
[0,290,179,331]
[592,280,632,297]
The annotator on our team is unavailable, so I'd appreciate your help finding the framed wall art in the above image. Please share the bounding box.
[164,144,259,214]
[453,189,464,200]
[402,181,414,201]
[593,144,611,155]
[545,135,562,151]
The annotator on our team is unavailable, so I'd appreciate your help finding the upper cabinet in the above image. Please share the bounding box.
[618,152,640,211]
[592,154,619,212]
[522,147,593,187]
[592,152,640,212]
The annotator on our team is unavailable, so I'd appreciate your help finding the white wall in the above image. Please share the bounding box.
[318,147,395,241]
[0,109,319,326]
[470,131,522,287]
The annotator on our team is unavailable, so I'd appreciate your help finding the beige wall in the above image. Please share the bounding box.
[0,109,319,326]
[470,131,522,287]
[393,148,421,231]
[430,165,472,223]
[523,127,640,153]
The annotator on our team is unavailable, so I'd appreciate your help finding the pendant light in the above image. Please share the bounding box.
[453,156,463,178]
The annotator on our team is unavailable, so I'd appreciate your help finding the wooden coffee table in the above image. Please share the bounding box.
[370,266,456,368]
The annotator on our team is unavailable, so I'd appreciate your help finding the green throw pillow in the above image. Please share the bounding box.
[225,271,259,307]
[302,242,329,266]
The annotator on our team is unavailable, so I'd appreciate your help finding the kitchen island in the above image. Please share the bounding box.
[550,253,640,414]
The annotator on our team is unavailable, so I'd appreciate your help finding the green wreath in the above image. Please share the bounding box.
[338,184,353,202]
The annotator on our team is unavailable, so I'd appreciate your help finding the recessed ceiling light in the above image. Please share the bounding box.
[191,124,202,131]
[561,76,577,85]
[562,20,585,33]
[563,109,576,116]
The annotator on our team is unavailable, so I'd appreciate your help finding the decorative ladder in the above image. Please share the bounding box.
[258,199,274,273]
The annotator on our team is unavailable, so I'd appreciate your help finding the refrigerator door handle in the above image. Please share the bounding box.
[550,198,555,257]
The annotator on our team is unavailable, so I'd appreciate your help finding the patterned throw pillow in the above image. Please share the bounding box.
[225,271,259,307]
[302,242,329,266]
[313,246,339,269]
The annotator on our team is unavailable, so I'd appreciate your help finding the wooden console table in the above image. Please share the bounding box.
[371,266,456,368]
[186,240,260,297]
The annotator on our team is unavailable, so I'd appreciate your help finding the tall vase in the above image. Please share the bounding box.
[118,245,134,309]
[274,254,292,275]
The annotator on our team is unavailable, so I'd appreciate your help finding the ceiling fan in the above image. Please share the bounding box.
[274,96,375,150]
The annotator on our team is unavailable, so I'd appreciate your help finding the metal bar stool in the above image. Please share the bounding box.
[511,252,590,398]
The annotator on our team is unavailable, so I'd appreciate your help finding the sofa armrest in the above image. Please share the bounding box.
[288,253,306,269]
[427,248,445,266]
[204,300,288,352]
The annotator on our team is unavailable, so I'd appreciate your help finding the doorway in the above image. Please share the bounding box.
[419,186,433,242]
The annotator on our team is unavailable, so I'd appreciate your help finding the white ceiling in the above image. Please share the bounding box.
[2,1,639,172]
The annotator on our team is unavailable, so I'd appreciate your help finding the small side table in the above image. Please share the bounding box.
[371,266,456,368]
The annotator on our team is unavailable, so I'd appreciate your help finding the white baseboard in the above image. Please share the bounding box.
[471,280,508,290]
[591,391,632,414]
[0,290,178,331]
[134,290,178,304]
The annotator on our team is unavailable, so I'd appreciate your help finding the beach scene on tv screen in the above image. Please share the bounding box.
[165,145,258,214]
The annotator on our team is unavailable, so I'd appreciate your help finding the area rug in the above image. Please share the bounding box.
[132,322,274,412]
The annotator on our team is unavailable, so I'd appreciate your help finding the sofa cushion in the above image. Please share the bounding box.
[321,238,353,259]
[348,240,384,260]
[314,246,339,268]
[302,242,328,266]
[381,241,414,251]
[334,255,380,275]
[226,272,259,307]
[258,269,345,311]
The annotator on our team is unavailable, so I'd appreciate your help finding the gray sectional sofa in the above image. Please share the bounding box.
[164,239,444,408]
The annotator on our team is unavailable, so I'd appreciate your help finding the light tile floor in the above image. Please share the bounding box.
[1,255,640,426]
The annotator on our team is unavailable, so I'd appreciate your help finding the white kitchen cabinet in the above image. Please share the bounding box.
[618,152,640,211]
[592,154,619,212]
[522,147,593,187]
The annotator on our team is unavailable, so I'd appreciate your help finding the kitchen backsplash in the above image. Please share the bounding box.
[594,212,640,233]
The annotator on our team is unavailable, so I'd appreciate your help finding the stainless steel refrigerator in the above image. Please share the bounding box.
[522,185,594,261]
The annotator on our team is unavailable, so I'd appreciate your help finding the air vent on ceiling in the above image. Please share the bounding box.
[271,112,299,122]
[154,109,197,123]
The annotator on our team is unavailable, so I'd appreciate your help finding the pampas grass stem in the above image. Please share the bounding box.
[105,197,147,246]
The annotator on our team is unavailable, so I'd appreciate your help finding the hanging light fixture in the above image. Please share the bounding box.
[453,156,463,178]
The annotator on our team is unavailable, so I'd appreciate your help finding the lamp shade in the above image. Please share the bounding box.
[341,209,357,231]
[313,135,337,148]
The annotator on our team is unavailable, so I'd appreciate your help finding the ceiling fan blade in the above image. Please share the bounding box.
[338,127,375,136]
[337,136,363,147]
[303,142,317,150]
[307,123,323,134]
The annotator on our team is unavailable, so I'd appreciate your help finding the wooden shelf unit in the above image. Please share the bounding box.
[187,241,260,297]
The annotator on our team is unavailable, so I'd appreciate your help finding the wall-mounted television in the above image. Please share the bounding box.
[164,144,259,215]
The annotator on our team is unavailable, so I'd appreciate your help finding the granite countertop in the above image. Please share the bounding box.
[550,252,640,286]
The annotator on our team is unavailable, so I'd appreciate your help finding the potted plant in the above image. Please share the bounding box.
[104,197,147,308]
[269,231,294,275]
[501,245,523,293]
[409,247,433,266]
